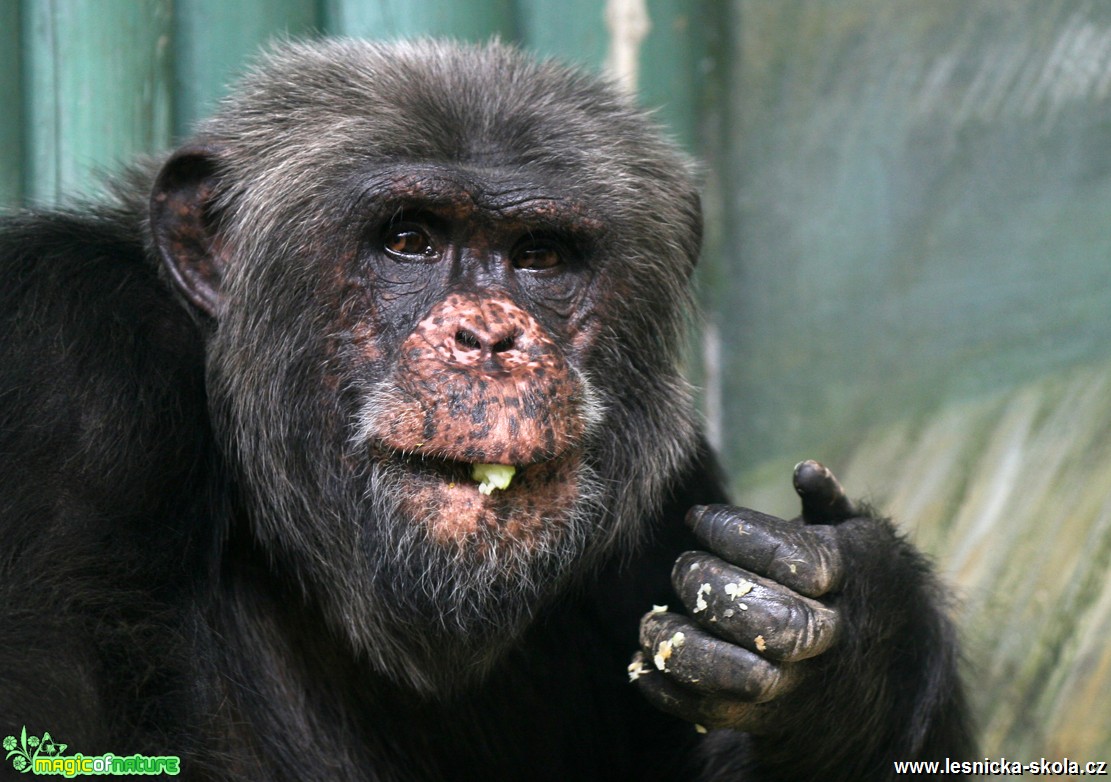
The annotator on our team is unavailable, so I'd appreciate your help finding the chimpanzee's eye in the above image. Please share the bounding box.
[513,241,563,270]
[383,225,437,261]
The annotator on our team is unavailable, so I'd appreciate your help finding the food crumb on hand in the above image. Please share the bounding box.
[627,657,650,682]
[653,631,685,671]
[694,583,711,613]
[724,580,754,600]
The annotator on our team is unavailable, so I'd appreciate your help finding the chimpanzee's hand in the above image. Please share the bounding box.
[629,460,856,733]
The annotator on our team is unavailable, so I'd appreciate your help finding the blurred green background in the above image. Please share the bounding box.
[3,0,1110,761]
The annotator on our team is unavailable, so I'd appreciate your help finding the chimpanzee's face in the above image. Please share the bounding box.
[150,40,701,692]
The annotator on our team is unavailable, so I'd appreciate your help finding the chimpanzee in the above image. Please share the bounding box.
[0,39,972,780]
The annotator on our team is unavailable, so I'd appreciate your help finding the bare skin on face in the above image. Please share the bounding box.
[397,456,582,544]
[368,292,589,543]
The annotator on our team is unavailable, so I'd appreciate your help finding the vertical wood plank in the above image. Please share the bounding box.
[23,0,172,204]
[638,0,714,151]
[323,0,516,41]
[0,0,23,207]
[518,1,608,67]
[173,0,318,138]
[517,0,714,152]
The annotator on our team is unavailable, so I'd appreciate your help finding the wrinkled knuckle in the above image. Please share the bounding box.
[732,658,787,703]
[756,660,801,703]
[811,603,842,653]
[812,526,845,592]
[770,538,809,580]
[785,560,834,598]
[779,600,841,661]
[769,526,844,596]
[743,604,801,660]
[720,655,799,705]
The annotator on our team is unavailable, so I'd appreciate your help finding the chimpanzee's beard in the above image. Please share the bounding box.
[217,335,694,694]
[308,448,609,695]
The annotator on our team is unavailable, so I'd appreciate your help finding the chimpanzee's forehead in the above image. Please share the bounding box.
[217,40,645,168]
[349,81,624,173]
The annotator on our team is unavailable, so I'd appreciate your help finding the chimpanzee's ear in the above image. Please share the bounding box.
[150,147,228,319]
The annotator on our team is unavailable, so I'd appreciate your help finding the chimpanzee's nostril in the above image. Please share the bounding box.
[455,328,519,355]
[455,329,482,350]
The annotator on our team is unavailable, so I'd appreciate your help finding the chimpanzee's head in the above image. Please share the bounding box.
[151,39,701,692]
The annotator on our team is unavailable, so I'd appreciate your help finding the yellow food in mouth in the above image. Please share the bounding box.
[472,463,516,495]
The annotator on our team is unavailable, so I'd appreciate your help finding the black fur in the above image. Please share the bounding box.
[0,40,971,780]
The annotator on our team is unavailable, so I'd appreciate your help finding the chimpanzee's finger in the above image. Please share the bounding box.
[793,460,855,525]
[672,552,841,661]
[684,505,843,597]
[630,653,772,733]
[638,609,799,699]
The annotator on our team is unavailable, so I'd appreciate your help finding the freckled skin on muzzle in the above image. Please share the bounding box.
[377,292,587,466]
[363,292,591,543]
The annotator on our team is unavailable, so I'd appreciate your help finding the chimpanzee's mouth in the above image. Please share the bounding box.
[371,444,584,542]
[373,446,529,495]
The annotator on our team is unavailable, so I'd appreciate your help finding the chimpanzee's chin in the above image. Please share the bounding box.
[343,490,601,694]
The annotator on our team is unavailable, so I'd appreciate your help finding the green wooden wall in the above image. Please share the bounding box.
[3,0,1111,761]
[718,2,1111,758]
[0,0,711,204]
